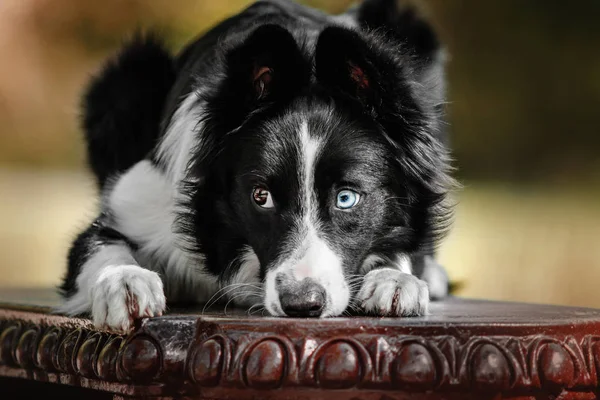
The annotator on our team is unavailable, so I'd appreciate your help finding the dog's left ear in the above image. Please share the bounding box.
[315,27,378,112]
[316,26,421,121]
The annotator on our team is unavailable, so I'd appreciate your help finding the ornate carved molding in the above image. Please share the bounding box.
[0,319,158,382]
[2,314,600,399]
[186,333,600,392]
[3,299,600,399]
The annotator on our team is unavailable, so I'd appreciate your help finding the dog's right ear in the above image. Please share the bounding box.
[206,24,310,133]
[226,24,308,103]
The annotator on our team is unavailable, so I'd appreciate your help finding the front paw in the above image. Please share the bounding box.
[356,268,429,317]
[91,265,166,332]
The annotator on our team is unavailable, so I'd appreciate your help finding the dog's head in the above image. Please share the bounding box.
[175,23,453,317]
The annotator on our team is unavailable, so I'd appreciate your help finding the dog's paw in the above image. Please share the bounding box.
[356,268,429,317]
[91,265,166,332]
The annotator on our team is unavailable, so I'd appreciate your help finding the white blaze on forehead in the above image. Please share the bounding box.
[264,119,349,317]
[299,119,321,222]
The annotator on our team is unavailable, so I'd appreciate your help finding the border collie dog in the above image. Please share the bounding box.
[58,0,456,332]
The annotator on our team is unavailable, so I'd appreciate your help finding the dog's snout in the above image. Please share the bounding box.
[279,279,325,318]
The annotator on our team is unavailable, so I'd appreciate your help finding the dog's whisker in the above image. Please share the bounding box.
[348,282,364,290]
[347,297,362,312]
[247,303,265,315]
[202,284,263,315]
[347,278,364,284]
[346,280,365,287]
[346,276,364,282]
[202,287,242,314]
[347,275,365,280]
[223,292,263,315]
[248,305,267,316]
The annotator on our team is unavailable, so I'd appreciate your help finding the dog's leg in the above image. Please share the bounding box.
[356,254,430,317]
[57,218,166,332]
[411,253,450,300]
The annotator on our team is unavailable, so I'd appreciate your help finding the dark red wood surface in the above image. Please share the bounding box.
[1,289,600,399]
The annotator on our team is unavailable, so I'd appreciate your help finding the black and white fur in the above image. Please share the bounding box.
[58,0,455,332]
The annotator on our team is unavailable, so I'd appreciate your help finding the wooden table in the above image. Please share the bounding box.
[1,289,600,399]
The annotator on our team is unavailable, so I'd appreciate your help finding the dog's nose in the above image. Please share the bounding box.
[279,280,325,318]
[281,291,324,317]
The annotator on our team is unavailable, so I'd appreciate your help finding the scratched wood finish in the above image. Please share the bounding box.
[1,290,600,399]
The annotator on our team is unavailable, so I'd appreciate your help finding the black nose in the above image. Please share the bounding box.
[280,280,325,318]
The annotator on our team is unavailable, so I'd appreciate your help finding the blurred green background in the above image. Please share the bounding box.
[1,0,599,307]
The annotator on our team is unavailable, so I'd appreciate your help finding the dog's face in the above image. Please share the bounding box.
[183,25,451,317]
[225,106,409,316]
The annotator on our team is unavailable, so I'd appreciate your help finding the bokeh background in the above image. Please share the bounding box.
[1,0,599,307]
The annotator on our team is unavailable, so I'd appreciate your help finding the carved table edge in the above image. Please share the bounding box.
[2,311,600,397]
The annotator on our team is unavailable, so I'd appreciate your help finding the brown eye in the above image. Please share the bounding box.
[252,187,274,209]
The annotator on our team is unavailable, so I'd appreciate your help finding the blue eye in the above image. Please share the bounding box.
[336,190,360,209]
